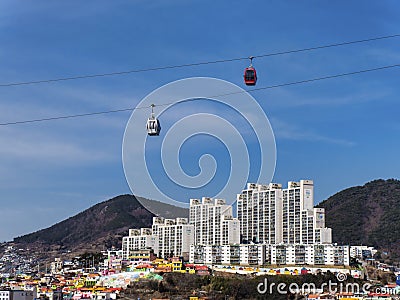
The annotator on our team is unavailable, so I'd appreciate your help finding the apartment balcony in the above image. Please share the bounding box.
[248,258,259,266]
[295,258,306,264]
[276,258,286,265]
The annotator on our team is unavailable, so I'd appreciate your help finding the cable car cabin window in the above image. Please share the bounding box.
[245,70,255,80]
[147,118,160,136]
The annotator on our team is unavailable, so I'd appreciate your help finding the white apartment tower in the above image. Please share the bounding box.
[282,180,332,244]
[237,183,283,244]
[283,180,313,244]
[238,180,332,245]
[121,228,156,260]
[152,217,194,259]
[190,197,240,246]
[221,215,240,245]
[122,217,194,260]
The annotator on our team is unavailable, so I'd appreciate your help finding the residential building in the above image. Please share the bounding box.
[239,244,267,266]
[121,228,155,260]
[221,215,240,245]
[122,218,194,261]
[190,244,350,266]
[127,248,156,262]
[237,183,283,244]
[238,180,332,245]
[50,258,63,274]
[189,197,240,246]
[152,217,194,260]
[270,244,350,266]
[105,247,123,260]
[0,290,37,300]
[120,179,351,267]
[350,245,377,259]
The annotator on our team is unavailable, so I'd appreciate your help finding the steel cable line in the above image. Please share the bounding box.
[0,63,398,126]
[0,34,399,87]
[254,34,400,59]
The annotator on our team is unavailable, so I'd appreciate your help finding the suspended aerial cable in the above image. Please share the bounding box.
[226,63,400,96]
[0,63,398,126]
[0,107,138,126]
[0,34,399,87]
[254,34,400,58]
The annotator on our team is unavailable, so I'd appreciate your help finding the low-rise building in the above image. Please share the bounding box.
[128,248,156,262]
[190,243,350,266]
[50,258,63,274]
[0,290,37,300]
[350,245,377,259]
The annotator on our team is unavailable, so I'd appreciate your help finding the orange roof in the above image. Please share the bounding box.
[102,288,121,293]
[136,264,152,269]
[338,292,354,296]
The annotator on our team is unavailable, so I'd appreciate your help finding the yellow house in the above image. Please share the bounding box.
[172,260,183,272]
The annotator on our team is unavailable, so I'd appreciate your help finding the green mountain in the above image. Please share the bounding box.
[13,194,188,254]
[317,179,400,258]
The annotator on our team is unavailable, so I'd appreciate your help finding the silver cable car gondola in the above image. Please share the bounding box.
[146,104,161,136]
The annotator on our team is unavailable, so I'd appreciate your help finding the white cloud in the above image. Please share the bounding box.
[262,87,391,109]
[0,125,116,165]
[271,118,355,146]
[365,47,400,63]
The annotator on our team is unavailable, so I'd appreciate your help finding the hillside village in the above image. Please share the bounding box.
[0,242,399,300]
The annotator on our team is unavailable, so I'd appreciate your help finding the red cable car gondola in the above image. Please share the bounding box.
[244,56,257,86]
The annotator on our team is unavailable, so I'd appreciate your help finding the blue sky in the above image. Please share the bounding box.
[0,1,399,241]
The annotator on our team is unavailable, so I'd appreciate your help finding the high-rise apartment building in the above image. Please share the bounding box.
[152,217,194,260]
[122,217,194,260]
[121,228,156,260]
[190,197,240,246]
[237,182,283,244]
[282,180,313,243]
[237,180,332,245]
[121,179,340,265]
